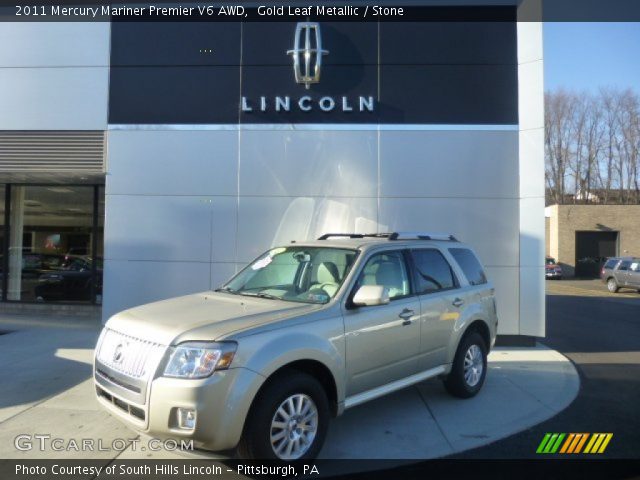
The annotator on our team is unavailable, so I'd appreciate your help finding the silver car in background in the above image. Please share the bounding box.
[601,257,640,293]
[94,232,498,460]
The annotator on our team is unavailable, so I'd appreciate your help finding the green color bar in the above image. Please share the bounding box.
[543,434,559,453]
[536,433,552,453]
[550,433,566,453]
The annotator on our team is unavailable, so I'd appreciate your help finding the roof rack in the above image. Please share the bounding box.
[317,232,459,242]
[317,233,389,240]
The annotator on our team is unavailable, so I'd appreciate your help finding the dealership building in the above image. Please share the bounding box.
[0,2,544,340]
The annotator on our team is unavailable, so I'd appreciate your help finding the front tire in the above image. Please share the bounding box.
[238,372,329,460]
[607,278,619,293]
[443,332,488,398]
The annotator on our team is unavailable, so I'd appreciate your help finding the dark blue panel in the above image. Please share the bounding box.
[110,22,240,66]
[108,13,519,125]
[380,22,517,65]
[379,65,518,124]
[108,66,240,124]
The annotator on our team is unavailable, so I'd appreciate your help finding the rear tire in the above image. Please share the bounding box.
[238,371,329,460]
[443,332,488,399]
[607,278,619,293]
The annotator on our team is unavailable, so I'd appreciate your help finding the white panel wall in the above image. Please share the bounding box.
[236,196,379,263]
[378,197,519,267]
[379,131,519,198]
[103,130,240,318]
[103,127,524,328]
[0,23,109,130]
[0,23,110,67]
[239,130,378,197]
[107,130,238,196]
[518,17,546,337]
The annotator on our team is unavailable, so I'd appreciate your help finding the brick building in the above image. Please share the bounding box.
[546,204,640,277]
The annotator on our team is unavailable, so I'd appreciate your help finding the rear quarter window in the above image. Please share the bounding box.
[449,248,488,286]
[603,259,618,269]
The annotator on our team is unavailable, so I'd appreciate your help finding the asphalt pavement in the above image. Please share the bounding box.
[454,279,640,459]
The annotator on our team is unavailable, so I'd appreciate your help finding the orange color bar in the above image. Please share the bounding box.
[560,434,576,454]
[567,434,583,453]
[574,433,589,453]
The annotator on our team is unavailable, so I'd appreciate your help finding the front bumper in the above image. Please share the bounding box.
[95,367,265,452]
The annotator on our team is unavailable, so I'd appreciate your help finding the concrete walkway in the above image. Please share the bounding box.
[0,314,579,460]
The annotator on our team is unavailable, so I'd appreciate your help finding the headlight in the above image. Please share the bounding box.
[163,342,237,379]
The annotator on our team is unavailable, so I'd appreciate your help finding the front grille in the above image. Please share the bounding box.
[96,329,166,379]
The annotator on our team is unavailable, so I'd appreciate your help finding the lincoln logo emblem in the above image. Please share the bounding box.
[287,22,329,89]
[113,343,124,364]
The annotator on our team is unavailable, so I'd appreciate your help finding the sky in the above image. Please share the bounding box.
[543,23,640,93]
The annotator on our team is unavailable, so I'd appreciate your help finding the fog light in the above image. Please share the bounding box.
[177,408,196,430]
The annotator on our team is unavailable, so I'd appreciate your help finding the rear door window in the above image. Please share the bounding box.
[618,261,631,271]
[410,249,457,293]
[449,248,488,286]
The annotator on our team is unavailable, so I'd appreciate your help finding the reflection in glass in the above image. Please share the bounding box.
[8,186,97,303]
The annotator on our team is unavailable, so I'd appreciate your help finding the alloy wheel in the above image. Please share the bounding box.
[463,344,484,387]
[269,393,318,460]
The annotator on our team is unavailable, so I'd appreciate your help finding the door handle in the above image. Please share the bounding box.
[452,298,464,308]
[398,308,414,325]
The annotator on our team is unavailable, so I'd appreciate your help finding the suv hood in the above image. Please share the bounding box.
[104,292,323,345]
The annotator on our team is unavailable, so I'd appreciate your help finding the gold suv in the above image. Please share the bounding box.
[94,232,498,460]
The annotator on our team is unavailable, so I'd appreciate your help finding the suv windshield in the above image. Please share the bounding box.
[220,247,358,304]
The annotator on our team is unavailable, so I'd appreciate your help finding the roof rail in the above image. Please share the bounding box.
[317,232,459,242]
[317,233,390,240]
[389,232,459,242]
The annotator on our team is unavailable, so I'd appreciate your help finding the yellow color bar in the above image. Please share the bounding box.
[591,434,607,453]
[583,433,599,454]
[598,434,613,453]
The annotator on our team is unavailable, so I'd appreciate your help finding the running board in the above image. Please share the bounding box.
[344,365,447,410]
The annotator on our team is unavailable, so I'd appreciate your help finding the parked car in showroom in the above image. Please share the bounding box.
[35,256,103,302]
[545,257,563,280]
[601,257,640,293]
[94,232,498,460]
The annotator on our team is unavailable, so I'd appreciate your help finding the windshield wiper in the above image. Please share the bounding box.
[214,286,237,294]
[238,291,282,301]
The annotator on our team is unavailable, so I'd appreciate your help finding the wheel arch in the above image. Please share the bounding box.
[237,358,340,455]
[452,318,491,358]
[464,319,491,351]
[255,359,339,417]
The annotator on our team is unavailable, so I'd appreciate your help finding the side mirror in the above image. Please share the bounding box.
[352,285,390,307]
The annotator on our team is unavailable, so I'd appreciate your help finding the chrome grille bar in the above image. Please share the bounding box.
[97,329,166,379]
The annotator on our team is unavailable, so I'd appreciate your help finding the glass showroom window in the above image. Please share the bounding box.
[0,185,5,299]
[7,186,97,303]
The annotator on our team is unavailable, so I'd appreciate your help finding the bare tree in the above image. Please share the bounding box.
[545,87,640,205]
